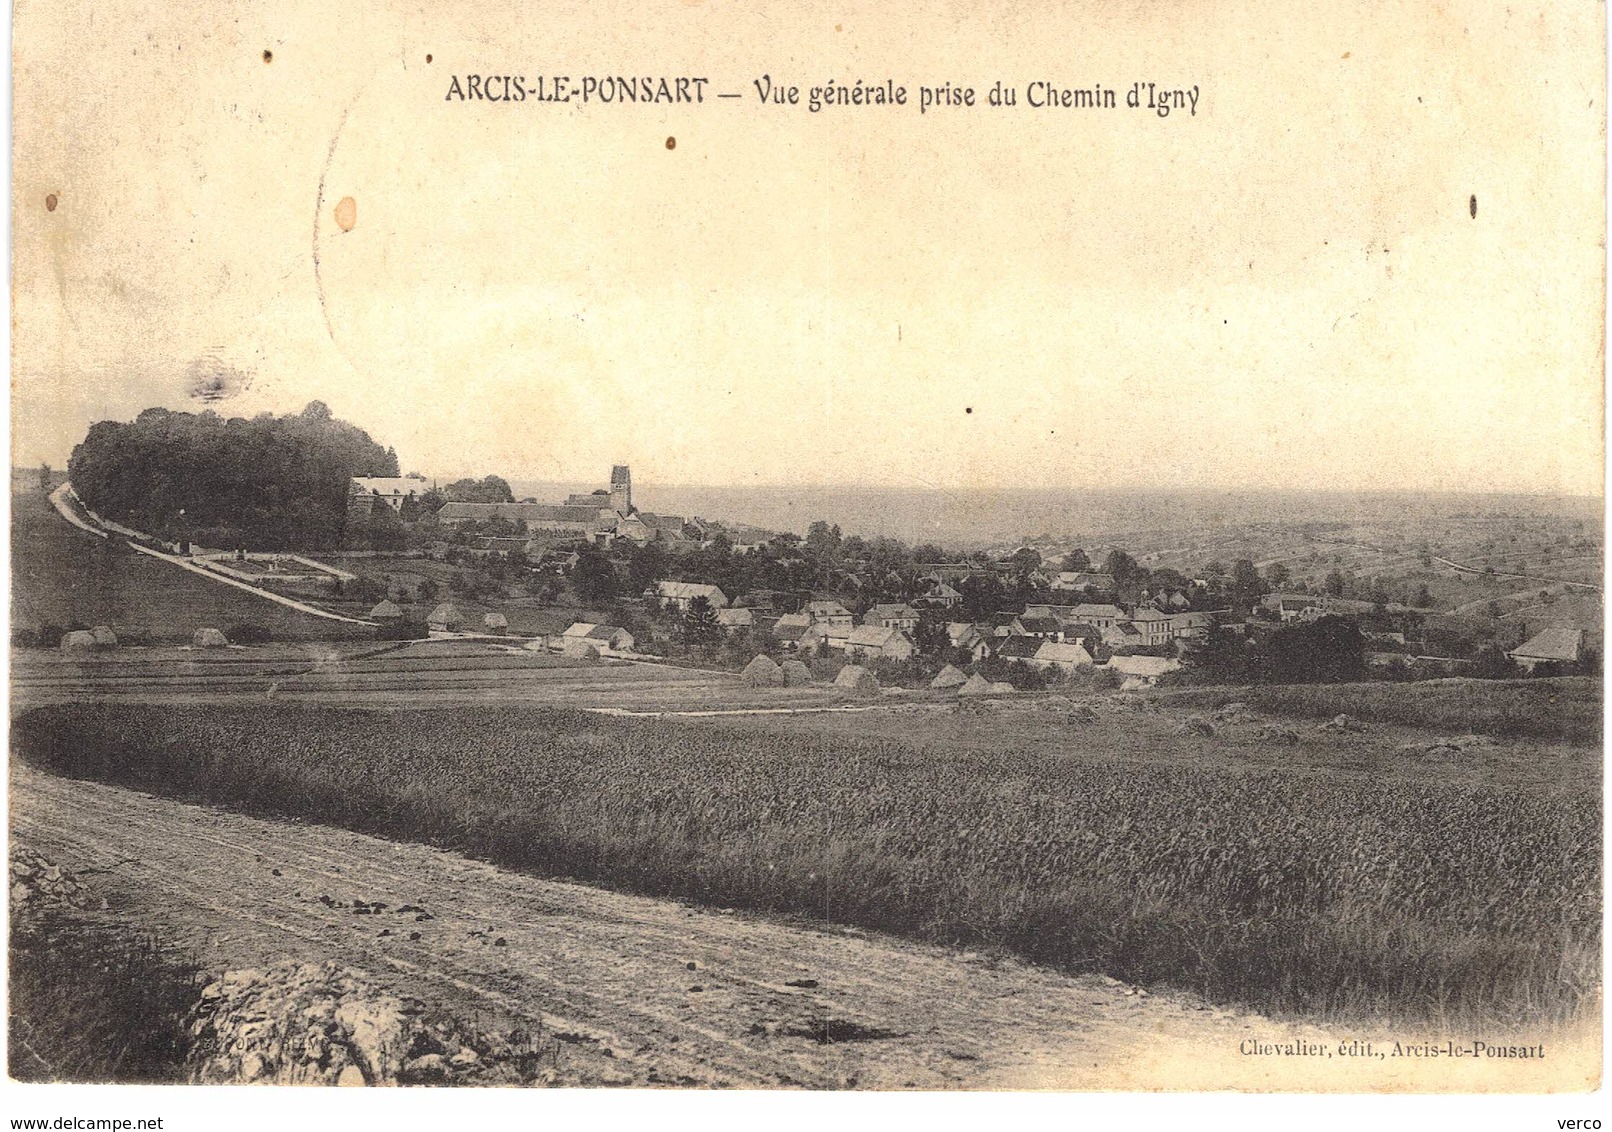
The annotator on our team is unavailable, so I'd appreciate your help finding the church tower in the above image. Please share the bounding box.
[610,465,632,515]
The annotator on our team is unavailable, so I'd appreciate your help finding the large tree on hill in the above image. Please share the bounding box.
[443,475,515,503]
[68,402,397,550]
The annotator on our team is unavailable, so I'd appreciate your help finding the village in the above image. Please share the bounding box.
[336,464,1600,695]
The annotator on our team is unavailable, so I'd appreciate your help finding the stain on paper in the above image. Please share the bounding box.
[334,196,357,232]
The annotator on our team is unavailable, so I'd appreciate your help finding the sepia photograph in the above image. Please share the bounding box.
[5,0,1605,1125]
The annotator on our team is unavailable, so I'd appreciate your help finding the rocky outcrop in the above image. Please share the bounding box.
[10,849,107,914]
[189,961,554,1086]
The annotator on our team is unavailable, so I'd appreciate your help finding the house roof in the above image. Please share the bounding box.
[1034,641,1093,665]
[994,636,1043,660]
[1059,622,1101,641]
[655,580,726,601]
[868,603,919,620]
[716,608,754,626]
[1106,655,1180,677]
[1073,603,1126,619]
[1015,616,1063,635]
[924,582,962,599]
[437,502,605,526]
[846,625,906,648]
[806,599,852,617]
[772,621,809,642]
[1130,607,1171,622]
[1509,627,1583,663]
[563,622,628,643]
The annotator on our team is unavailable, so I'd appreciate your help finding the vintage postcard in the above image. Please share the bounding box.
[6,0,1605,1123]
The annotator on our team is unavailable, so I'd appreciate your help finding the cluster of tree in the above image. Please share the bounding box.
[1180,617,1368,685]
[68,402,398,551]
[441,476,514,504]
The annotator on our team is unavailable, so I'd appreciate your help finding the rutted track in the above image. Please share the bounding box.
[12,762,1355,1090]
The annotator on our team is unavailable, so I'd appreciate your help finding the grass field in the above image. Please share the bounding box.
[1160,676,1601,745]
[14,701,1599,1028]
[10,895,201,1082]
[10,486,371,644]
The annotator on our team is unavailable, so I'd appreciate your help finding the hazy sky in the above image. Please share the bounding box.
[11,0,1605,496]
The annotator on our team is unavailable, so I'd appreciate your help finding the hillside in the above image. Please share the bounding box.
[10,482,372,645]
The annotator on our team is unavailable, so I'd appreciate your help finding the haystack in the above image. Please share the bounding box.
[369,600,402,622]
[561,638,600,661]
[59,630,97,651]
[957,673,995,696]
[741,654,785,687]
[833,664,880,695]
[90,625,119,648]
[482,613,509,635]
[427,603,462,632]
[780,659,813,687]
[193,627,229,648]
[930,663,967,690]
[989,681,1017,694]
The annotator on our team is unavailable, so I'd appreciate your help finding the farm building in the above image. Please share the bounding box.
[1072,603,1127,629]
[561,638,601,661]
[844,625,915,662]
[800,623,852,652]
[369,600,403,622]
[1101,623,1144,648]
[651,581,729,611]
[993,635,1043,662]
[348,476,428,516]
[780,658,813,686]
[1031,640,1095,673]
[772,614,811,649]
[427,603,463,633]
[716,608,755,631]
[833,664,880,695]
[1010,615,1065,640]
[919,582,962,609]
[562,623,635,652]
[482,613,509,635]
[804,599,854,627]
[863,603,920,631]
[1508,627,1584,672]
[436,501,613,539]
[741,654,785,687]
[930,664,968,690]
[945,622,993,661]
[1050,571,1115,592]
[1129,608,1176,646]
[1104,654,1181,689]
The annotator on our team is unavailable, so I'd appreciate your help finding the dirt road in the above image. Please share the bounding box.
[11,764,1590,1091]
